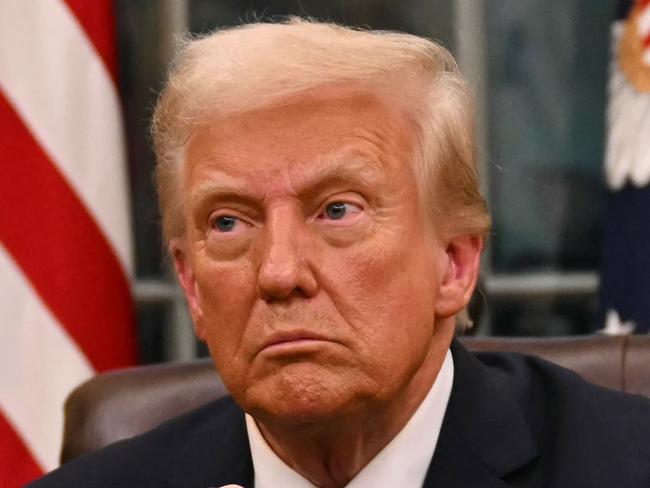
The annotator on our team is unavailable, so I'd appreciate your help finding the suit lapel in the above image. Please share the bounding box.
[423,340,538,487]
[167,399,254,488]
[423,422,511,488]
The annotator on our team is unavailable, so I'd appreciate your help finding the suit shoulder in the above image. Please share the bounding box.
[475,349,650,483]
[27,396,243,488]
[474,349,650,426]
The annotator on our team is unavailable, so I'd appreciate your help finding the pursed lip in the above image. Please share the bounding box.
[258,329,337,354]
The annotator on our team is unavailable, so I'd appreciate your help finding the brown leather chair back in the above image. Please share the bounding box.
[60,335,650,463]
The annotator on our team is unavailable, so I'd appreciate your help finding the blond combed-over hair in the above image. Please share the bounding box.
[152,17,490,245]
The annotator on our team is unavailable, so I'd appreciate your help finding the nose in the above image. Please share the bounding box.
[256,205,318,301]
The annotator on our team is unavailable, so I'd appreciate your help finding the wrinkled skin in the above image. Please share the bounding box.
[172,90,481,486]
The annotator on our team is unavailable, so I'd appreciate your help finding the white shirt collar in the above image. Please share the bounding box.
[245,350,454,488]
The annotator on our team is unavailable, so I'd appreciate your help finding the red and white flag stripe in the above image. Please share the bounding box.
[640,0,650,63]
[0,1,136,485]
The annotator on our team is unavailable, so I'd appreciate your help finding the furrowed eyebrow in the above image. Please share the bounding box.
[186,156,386,210]
[295,158,385,198]
[188,178,258,209]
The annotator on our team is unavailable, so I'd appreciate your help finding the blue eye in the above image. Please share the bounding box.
[214,215,238,232]
[325,202,348,220]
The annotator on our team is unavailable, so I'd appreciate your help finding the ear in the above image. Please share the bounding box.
[435,234,483,318]
[169,239,206,341]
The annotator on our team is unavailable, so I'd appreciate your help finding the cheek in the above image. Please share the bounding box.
[193,258,257,354]
[346,229,436,306]
[315,240,439,399]
[326,231,439,346]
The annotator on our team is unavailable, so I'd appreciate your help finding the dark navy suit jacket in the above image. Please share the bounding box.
[28,341,650,487]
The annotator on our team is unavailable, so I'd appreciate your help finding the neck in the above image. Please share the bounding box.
[255,324,453,488]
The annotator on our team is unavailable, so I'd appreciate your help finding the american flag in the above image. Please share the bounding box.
[600,0,650,333]
[0,1,136,485]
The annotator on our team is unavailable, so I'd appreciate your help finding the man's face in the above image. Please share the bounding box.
[174,91,461,424]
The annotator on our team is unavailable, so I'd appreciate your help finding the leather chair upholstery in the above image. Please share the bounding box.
[60,335,650,464]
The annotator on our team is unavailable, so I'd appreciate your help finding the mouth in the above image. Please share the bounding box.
[259,330,335,355]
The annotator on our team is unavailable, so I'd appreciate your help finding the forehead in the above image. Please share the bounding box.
[184,90,417,197]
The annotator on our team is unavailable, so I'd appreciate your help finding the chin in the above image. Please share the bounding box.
[237,363,369,426]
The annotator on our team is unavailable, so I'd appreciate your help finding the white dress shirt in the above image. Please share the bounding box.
[245,350,454,488]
